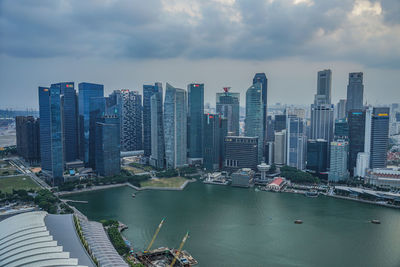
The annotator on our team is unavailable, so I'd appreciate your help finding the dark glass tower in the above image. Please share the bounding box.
[274,114,286,132]
[38,87,51,172]
[89,97,105,169]
[346,72,364,114]
[348,110,366,176]
[188,83,204,163]
[334,119,349,139]
[16,116,40,164]
[253,73,268,143]
[143,83,162,157]
[306,139,328,173]
[370,107,389,169]
[150,89,165,169]
[203,113,228,171]
[216,89,240,135]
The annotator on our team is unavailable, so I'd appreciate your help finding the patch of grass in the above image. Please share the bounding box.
[140,176,187,188]
[123,166,146,174]
[0,175,40,193]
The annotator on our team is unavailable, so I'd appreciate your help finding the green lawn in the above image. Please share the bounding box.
[0,175,40,193]
[140,177,187,188]
[0,168,20,176]
[123,166,146,174]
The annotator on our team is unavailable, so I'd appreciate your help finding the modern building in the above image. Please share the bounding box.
[274,130,286,166]
[274,114,287,132]
[334,119,349,139]
[314,69,332,105]
[310,104,334,144]
[266,177,286,191]
[253,73,268,144]
[164,83,187,169]
[150,89,165,169]
[88,97,105,169]
[95,115,120,177]
[224,136,258,171]
[120,90,142,151]
[365,167,400,189]
[15,116,40,164]
[266,115,275,141]
[328,140,349,182]
[370,107,390,169]
[286,116,306,170]
[336,99,347,120]
[231,168,254,187]
[143,83,162,157]
[245,82,264,163]
[39,86,64,184]
[257,162,270,181]
[187,83,204,164]
[264,141,274,165]
[306,139,328,173]
[355,152,369,178]
[346,72,364,114]
[216,88,240,135]
[203,113,228,171]
[78,82,104,163]
[348,109,366,176]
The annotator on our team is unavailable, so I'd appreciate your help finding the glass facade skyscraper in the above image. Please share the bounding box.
[120,90,142,151]
[253,73,268,143]
[348,110,366,176]
[49,85,64,182]
[150,89,165,169]
[314,69,332,105]
[203,114,228,171]
[370,107,389,169]
[89,97,105,169]
[39,87,52,172]
[143,83,162,157]
[346,72,364,114]
[328,140,349,182]
[306,139,328,173]
[216,89,240,136]
[188,83,204,163]
[286,115,306,170]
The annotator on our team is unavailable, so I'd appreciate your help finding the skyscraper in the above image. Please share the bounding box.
[16,116,40,164]
[348,110,366,176]
[150,89,165,169]
[370,107,390,169]
[216,88,240,135]
[88,97,105,169]
[253,73,268,143]
[38,87,52,172]
[120,90,142,151]
[224,136,258,171]
[346,72,364,113]
[274,130,286,166]
[337,99,347,120]
[95,115,120,177]
[306,139,328,173]
[310,104,334,144]
[245,82,264,163]
[286,115,306,170]
[164,83,187,169]
[314,69,332,105]
[328,140,349,182]
[143,83,162,157]
[78,82,104,163]
[188,83,204,164]
[203,113,228,171]
[334,119,349,139]
[274,114,287,132]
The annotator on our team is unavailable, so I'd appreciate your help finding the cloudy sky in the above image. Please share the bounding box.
[0,0,399,109]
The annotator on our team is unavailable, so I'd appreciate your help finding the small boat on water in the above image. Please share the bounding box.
[294,220,303,224]
[305,191,319,198]
[371,219,381,224]
[132,193,136,198]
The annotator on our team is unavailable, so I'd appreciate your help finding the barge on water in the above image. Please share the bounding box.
[136,247,198,267]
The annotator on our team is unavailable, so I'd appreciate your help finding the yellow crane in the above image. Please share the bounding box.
[144,217,165,253]
[169,231,190,267]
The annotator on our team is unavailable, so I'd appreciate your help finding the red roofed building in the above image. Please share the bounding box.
[266,177,286,191]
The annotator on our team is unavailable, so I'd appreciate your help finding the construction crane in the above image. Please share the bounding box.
[144,217,165,253]
[169,231,190,267]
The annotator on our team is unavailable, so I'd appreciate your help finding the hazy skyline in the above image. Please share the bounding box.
[1,0,399,109]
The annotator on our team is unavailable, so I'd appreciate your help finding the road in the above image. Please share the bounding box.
[7,157,51,190]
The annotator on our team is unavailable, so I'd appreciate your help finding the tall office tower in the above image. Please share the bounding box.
[328,140,349,182]
[286,116,306,170]
[346,72,364,113]
[164,83,187,169]
[314,69,332,105]
[370,107,390,169]
[245,82,264,163]
[51,82,79,163]
[274,114,287,132]
[143,83,162,157]
[310,104,334,143]
[348,110,366,176]
[266,115,275,141]
[334,119,349,139]
[264,142,274,165]
[203,114,228,171]
[287,108,306,119]
[150,90,165,169]
[78,82,104,163]
[224,136,258,171]
[120,90,142,151]
[274,130,286,166]
[216,88,240,135]
[38,86,63,183]
[306,139,328,173]
[355,152,369,178]
[187,83,204,164]
[95,115,120,177]
[337,99,347,120]
[88,97,105,169]
[15,116,40,164]
[253,73,268,142]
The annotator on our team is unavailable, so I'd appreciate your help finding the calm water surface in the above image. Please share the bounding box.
[69,182,400,267]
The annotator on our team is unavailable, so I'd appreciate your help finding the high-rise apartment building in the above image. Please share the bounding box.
[143,83,162,157]
[328,140,349,182]
[346,72,364,114]
[78,82,104,163]
[286,116,306,170]
[245,82,264,163]
[216,88,240,136]
[188,83,204,164]
[120,90,142,151]
[314,69,332,105]
[16,116,40,164]
[203,113,228,171]
[150,89,165,169]
[224,136,258,171]
[164,83,187,169]
[370,107,390,169]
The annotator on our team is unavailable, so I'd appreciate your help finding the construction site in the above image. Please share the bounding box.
[133,218,198,267]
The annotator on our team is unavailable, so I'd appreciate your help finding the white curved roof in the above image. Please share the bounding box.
[0,211,89,267]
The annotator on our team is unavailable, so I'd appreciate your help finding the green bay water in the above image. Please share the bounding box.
[69,182,400,267]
